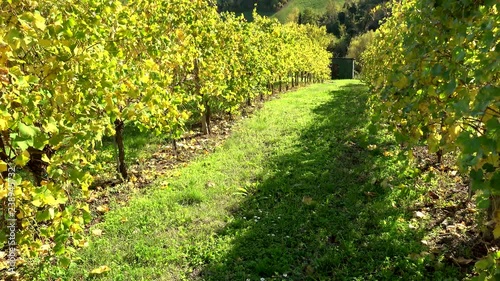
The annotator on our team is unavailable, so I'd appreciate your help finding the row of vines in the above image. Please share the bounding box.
[362,0,499,278]
[0,0,332,276]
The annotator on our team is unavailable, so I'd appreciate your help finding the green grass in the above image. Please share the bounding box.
[34,80,464,280]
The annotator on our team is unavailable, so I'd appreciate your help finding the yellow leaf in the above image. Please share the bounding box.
[0,118,8,131]
[43,118,59,134]
[302,196,314,205]
[96,205,109,213]
[45,195,57,206]
[0,160,7,172]
[70,223,82,233]
[91,229,103,236]
[79,239,89,248]
[0,188,7,200]
[139,74,150,84]
[31,199,42,207]
[90,265,111,275]
[181,112,190,120]
[0,260,7,271]
[14,150,30,167]
[33,11,46,31]
[176,29,185,40]
[494,225,500,239]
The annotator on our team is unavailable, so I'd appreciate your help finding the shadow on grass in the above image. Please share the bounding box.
[199,84,462,280]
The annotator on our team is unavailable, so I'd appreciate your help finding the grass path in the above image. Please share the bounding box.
[40,80,464,280]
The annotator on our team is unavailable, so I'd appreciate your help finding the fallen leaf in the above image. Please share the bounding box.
[302,196,314,205]
[304,265,314,275]
[428,191,440,200]
[383,151,393,157]
[96,205,109,213]
[78,240,89,248]
[414,211,425,218]
[467,208,477,213]
[453,257,473,265]
[90,265,111,275]
[364,191,377,197]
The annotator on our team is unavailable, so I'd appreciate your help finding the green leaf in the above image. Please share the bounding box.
[33,133,48,150]
[475,258,491,270]
[49,133,65,146]
[18,122,38,138]
[0,230,6,244]
[53,242,66,255]
[59,256,71,268]
[477,196,490,209]
[490,172,500,191]
[36,209,51,221]
[444,80,456,95]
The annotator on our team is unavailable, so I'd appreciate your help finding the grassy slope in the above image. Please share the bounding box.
[238,0,344,23]
[273,0,343,23]
[36,81,465,280]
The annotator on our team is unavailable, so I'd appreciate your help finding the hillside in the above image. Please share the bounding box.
[220,0,344,22]
[273,0,344,23]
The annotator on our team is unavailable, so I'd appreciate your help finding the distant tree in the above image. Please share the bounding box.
[298,8,320,25]
[287,7,300,23]
[319,0,390,57]
[346,30,375,72]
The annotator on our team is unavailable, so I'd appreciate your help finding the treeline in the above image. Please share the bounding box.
[290,0,390,58]
[0,0,331,275]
